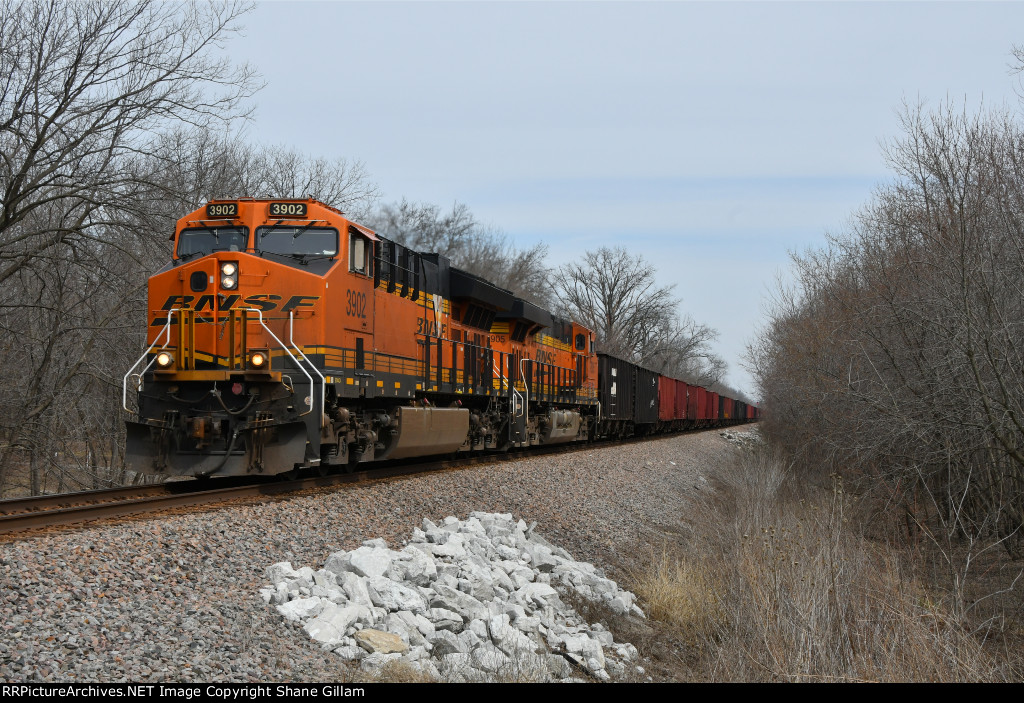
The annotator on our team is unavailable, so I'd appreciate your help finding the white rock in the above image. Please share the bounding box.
[332,645,365,661]
[582,637,606,670]
[489,613,538,656]
[383,614,415,646]
[426,607,464,632]
[471,643,510,673]
[457,628,482,651]
[303,603,366,646]
[515,616,541,634]
[438,652,473,676]
[430,583,487,621]
[425,529,449,545]
[607,596,630,615]
[562,633,588,654]
[468,618,489,640]
[328,546,398,579]
[390,609,435,638]
[276,596,325,622]
[429,541,466,559]
[387,546,437,586]
[509,567,534,589]
[546,654,572,679]
[266,561,301,585]
[429,630,466,656]
[367,576,427,614]
[359,651,403,672]
[617,643,639,662]
[337,572,373,608]
[514,582,559,608]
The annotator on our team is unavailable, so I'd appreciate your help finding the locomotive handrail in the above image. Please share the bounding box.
[245,308,315,419]
[492,359,506,394]
[517,357,530,426]
[289,311,326,428]
[122,310,178,413]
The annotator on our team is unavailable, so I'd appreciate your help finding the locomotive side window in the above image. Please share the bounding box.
[177,227,248,258]
[575,333,585,351]
[350,232,371,275]
[255,226,338,259]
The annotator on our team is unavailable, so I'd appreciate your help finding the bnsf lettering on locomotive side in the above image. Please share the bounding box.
[154,294,319,323]
[415,317,445,337]
[536,350,556,364]
[241,294,282,311]
[281,295,319,313]
[346,290,367,319]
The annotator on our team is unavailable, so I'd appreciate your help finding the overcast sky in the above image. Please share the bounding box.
[230,1,1024,396]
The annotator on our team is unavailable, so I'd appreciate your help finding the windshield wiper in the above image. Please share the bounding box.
[297,254,336,265]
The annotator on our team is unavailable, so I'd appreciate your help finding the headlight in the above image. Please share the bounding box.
[249,349,269,369]
[155,351,174,369]
[221,262,238,289]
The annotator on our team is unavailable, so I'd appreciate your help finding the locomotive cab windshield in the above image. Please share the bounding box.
[176,226,248,258]
[256,225,338,260]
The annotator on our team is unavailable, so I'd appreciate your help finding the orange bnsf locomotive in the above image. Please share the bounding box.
[123,198,601,477]
[123,198,758,479]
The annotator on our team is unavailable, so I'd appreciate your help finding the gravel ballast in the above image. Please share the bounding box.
[0,429,747,682]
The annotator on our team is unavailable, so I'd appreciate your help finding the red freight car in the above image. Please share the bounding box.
[658,375,676,422]
[674,379,687,421]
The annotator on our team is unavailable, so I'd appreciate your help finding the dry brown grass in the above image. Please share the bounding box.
[366,659,437,683]
[629,447,1018,682]
[631,548,726,648]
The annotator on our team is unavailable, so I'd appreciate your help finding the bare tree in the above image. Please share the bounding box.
[366,199,551,306]
[550,246,725,385]
[0,0,258,283]
[240,144,380,219]
[0,0,259,495]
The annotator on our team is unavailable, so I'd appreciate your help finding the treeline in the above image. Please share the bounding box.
[752,85,1024,621]
[0,0,728,497]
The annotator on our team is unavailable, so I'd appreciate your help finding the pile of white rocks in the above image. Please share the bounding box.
[260,512,645,682]
[720,428,762,448]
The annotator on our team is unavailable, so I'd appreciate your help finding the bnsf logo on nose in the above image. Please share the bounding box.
[152,294,320,323]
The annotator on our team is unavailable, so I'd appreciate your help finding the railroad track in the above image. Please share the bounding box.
[0,437,637,536]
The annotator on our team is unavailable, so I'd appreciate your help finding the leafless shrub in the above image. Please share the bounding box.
[642,448,1007,682]
[748,96,1024,626]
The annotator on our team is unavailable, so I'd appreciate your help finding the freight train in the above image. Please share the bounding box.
[123,198,758,478]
